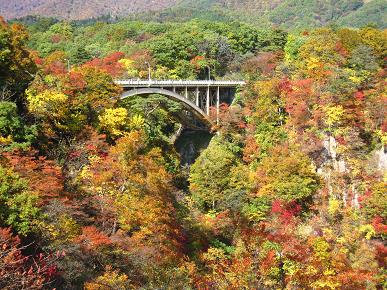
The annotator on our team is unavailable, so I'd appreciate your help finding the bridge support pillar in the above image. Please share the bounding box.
[206,86,210,115]
[216,86,220,124]
[185,87,188,99]
[196,87,199,107]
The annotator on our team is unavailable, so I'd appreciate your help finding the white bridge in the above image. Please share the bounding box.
[115,79,246,128]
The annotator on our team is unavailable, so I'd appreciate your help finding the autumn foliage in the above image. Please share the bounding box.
[0,15,385,289]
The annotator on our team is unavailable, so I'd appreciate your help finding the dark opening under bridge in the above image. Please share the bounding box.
[115,79,246,129]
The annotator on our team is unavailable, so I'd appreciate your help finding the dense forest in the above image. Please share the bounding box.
[142,0,387,29]
[0,12,386,290]
[2,0,386,29]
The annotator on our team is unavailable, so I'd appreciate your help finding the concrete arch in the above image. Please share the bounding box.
[121,88,213,128]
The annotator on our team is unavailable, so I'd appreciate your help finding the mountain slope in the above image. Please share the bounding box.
[338,0,386,28]
[1,0,386,28]
[153,0,386,28]
[0,0,179,20]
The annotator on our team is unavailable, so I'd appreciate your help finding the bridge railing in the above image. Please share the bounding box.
[114,79,246,87]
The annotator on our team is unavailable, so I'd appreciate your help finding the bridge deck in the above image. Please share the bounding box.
[115,79,246,88]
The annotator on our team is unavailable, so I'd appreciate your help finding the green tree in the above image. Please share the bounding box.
[189,137,237,211]
[0,101,36,150]
[284,33,307,63]
[0,165,41,235]
[348,45,380,72]
[71,45,92,64]
[255,145,320,205]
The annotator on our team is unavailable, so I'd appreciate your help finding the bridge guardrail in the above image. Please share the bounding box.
[114,79,246,87]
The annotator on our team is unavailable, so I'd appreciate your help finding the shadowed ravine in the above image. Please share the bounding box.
[174,129,213,165]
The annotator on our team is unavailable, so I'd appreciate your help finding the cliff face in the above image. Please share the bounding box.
[317,134,386,210]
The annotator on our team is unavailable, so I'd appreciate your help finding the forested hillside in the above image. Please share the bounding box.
[0,12,386,290]
[0,0,178,21]
[3,0,387,28]
[153,0,386,28]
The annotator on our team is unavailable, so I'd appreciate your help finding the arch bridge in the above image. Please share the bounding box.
[115,79,246,129]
